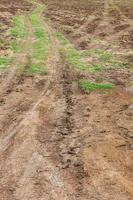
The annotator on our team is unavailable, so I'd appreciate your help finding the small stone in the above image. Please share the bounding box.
[61,156,71,169]
[62,163,70,169]
[127,144,133,150]
[100,129,106,133]
[74,160,83,167]
[68,149,76,155]
[128,132,133,138]
[126,104,133,116]
[84,113,90,117]
[8,187,15,192]
[86,107,91,112]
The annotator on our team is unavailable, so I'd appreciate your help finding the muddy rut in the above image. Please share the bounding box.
[0,4,83,199]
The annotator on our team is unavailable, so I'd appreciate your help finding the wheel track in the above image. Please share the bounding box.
[0,3,78,199]
[0,12,34,95]
[60,64,85,198]
[0,4,58,153]
[0,2,87,199]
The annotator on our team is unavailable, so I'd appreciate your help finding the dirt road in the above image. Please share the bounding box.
[0,0,133,199]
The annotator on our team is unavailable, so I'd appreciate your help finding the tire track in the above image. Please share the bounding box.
[0,4,58,153]
[0,13,34,95]
[0,3,78,199]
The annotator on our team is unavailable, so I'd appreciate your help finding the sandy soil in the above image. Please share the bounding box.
[0,0,133,200]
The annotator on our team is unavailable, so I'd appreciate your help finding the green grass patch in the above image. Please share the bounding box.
[0,2,49,75]
[0,15,26,72]
[85,49,113,62]
[29,6,50,75]
[26,64,48,75]
[10,40,21,52]
[33,38,50,61]
[30,0,44,13]
[35,27,45,38]
[83,48,128,70]
[55,32,128,71]
[0,57,11,71]
[66,46,88,70]
[10,15,26,38]
[55,32,89,70]
[0,57,10,65]
[79,80,113,92]
[10,15,27,53]
[32,25,50,61]
[55,32,68,45]
[55,32,102,72]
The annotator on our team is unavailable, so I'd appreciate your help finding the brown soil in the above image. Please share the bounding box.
[0,0,133,200]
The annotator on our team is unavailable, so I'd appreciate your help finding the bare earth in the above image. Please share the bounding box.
[0,0,133,200]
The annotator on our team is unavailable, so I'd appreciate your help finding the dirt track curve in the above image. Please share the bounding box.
[0,0,133,200]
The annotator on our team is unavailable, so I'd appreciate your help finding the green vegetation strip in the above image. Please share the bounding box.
[55,32,114,92]
[55,32,94,71]
[0,15,26,72]
[0,57,11,71]
[55,32,127,72]
[27,5,50,75]
[1,2,51,75]
[79,80,113,92]
[82,48,128,70]
[10,15,27,52]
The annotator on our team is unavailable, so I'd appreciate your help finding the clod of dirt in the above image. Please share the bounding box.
[125,104,133,116]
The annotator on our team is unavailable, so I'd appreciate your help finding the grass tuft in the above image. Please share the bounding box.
[26,64,48,75]
[0,57,10,65]
[0,57,11,71]
[79,80,113,91]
